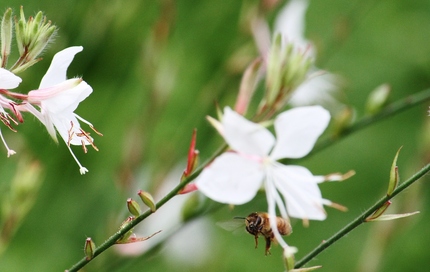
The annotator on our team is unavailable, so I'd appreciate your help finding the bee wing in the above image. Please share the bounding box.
[216,219,245,233]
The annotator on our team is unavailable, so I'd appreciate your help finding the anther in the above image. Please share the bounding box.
[81,140,88,153]
[90,125,103,136]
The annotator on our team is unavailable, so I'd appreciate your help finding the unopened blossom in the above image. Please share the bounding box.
[19,46,100,174]
[0,67,22,156]
[12,7,57,73]
[249,0,344,114]
[196,106,344,249]
[274,0,311,55]
[274,0,344,111]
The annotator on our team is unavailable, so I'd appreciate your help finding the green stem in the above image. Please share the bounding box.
[294,162,430,268]
[66,144,227,272]
[312,88,430,155]
[67,88,430,271]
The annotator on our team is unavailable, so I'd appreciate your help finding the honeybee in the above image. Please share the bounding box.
[235,212,292,255]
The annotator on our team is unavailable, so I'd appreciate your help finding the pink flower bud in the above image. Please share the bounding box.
[137,190,156,212]
[127,198,141,216]
[84,237,96,260]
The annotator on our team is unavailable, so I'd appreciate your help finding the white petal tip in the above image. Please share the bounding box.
[7,150,16,157]
[79,167,89,175]
[283,246,298,256]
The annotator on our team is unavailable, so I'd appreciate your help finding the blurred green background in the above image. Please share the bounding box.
[1,0,430,271]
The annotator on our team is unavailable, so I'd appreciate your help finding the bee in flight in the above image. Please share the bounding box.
[235,212,292,255]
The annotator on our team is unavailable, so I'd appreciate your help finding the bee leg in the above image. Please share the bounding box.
[254,235,258,249]
[264,237,271,256]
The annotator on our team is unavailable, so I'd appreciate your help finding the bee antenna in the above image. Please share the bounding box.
[233,216,246,220]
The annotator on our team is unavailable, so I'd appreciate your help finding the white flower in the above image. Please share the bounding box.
[21,46,100,174]
[196,106,335,248]
[0,68,22,156]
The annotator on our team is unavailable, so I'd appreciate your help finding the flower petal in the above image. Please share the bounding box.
[39,80,92,114]
[274,0,310,52]
[0,68,22,89]
[195,152,264,205]
[264,177,289,249]
[49,111,91,145]
[223,107,275,157]
[39,46,83,89]
[27,80,93,145]
[289,72,343,111]
[271,164,327,220]
[270,106,330,160]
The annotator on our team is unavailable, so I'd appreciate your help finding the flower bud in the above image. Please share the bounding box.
[126,198,141,216]
[27,23,56,61]
[1,8,13,66]
[189,151,199,174]
[332,107,355,136]
[12,6,57,73]
[14,8,25,54]
[84,237,96,260]
[365,84,391,115]
[181,129,199,181]
[365,201,391,222]
[119,216,135,229]
[234,57,262,115]
[262,34,312,116]
[137,190,156,212]
[387,146,402,196]
[117,216,135,243]
[266,34,283,105]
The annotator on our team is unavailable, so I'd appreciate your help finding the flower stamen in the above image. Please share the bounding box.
[78,128,99,151]
[323,200,348,212]
[0,113,17,132]
[90,125,103,136]
[0,128,16,157]
[6,113,19,126]
[67,121,75,146]
[75,114,103,136]
[7,103,24,123]
[81,140,88,153]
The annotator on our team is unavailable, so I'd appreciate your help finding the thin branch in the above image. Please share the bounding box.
[312,88,430,155]
[66,144,227,272]
[294,162,430,268]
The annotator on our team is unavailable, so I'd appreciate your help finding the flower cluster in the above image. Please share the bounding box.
[0,8,99,174]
